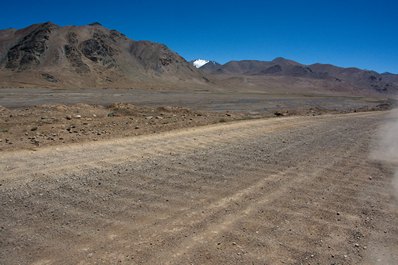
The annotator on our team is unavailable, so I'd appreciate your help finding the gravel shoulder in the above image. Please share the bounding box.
[1,111,397,264]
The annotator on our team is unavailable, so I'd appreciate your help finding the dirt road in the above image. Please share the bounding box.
[1,112,397,264]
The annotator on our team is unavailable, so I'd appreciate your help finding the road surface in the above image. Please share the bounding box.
[1,111,397,264]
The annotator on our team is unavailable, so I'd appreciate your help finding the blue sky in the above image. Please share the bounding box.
[1,0,397,73]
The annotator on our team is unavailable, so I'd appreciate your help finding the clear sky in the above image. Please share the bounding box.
[1,0,397,73]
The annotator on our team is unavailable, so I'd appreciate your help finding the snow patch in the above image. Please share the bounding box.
[193,59,210,68]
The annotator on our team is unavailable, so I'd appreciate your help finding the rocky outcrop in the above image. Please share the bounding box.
[41,73,58,83]
[80,37,116,68]
[64,44,90,74]
[5,22,57,71]
[64,31,90,74]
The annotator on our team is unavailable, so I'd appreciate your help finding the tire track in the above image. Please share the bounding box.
[1,111,397,265]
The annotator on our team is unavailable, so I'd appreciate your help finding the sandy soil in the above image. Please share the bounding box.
[1,111,397,264]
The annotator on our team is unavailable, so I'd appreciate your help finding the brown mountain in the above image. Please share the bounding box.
[381,72,398,87]
[200,57,398,94]
[1,22,397,95]
[0,22,207,88]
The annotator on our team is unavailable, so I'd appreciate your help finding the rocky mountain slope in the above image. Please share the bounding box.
[200,57,398,94]
[1,22,397,95]
[0,22,207,88]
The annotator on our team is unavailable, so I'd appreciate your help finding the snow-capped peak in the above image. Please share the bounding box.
[193,59,210,68]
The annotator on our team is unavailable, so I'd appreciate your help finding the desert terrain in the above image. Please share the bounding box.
[1,21,398,265]
[1,110,398,264]
[0,87,391,152]
[0,102,247,152]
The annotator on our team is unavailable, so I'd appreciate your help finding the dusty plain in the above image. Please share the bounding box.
[0,88,397,265]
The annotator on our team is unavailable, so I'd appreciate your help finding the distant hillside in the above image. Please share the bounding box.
[200,57,398,94]
[0,22,207,88]
[1,22,397,95]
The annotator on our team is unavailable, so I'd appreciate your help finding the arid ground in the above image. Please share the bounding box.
[1,17,398,265]
[0,87,391,112]
[1,110,397,264]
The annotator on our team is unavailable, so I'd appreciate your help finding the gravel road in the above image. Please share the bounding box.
[1,111,397,264]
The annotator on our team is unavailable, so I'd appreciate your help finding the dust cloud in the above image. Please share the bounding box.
[370,109,398,199]
[366,109,398,264]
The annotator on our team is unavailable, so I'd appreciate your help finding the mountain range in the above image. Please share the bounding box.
[197,58,398,94]
[0,22,397,95]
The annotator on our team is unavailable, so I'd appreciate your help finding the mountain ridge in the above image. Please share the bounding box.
[0,22,397,94]
[198,58,398,93]
[0,22,207,88]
